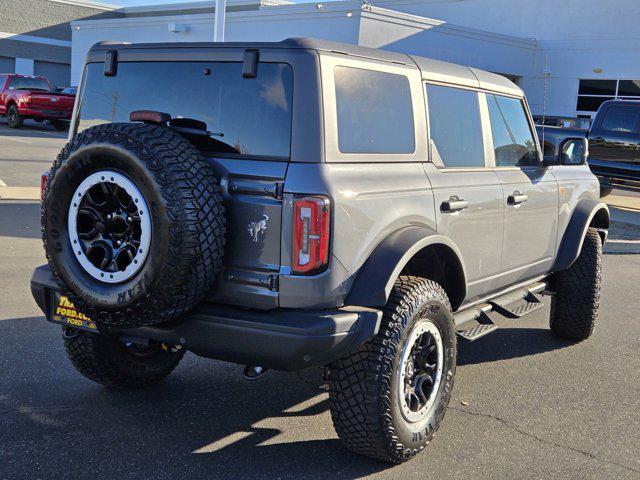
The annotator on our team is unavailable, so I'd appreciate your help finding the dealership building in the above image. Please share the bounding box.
[3,0,640,118]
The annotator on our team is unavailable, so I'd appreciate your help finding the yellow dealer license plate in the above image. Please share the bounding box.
[51,295,98,332]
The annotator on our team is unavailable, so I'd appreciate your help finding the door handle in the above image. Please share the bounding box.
[507,192,528,205]
[441,198,468,213]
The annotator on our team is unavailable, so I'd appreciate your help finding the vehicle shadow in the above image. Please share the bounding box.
[457,326,572,366]
[0,318,572,479]
[0,316,389,480]
[0,119,68,138]
[0,201,41,239]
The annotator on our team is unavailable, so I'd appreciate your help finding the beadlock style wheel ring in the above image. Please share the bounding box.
[397,319,444,423]
[68,171,151,284]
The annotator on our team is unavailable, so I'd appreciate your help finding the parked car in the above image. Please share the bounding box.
[0,74,75,130]
[537,99,640,194]
[59,86,77,95]
[31,39,609,464]
[533,114,592,130]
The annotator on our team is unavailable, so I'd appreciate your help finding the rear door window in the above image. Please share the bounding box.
[78,61,294,159]
[334,66,415,154]
[426,84,485,168]
[486,94,538,167]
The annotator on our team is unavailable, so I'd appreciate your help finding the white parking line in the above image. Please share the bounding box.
[0,136,31,143]
[0,178,6,187]
[26,128,67,138]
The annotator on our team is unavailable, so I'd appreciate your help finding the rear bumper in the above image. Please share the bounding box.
[30,265,382,371]
[19,107,72,120]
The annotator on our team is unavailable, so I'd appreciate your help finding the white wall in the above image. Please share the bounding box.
[363,0,640,117]
[70,0,640,118]
[71,3,361,84]
[357,7,535,80]
[14,58,34,76]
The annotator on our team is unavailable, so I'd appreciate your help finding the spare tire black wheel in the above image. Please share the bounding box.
[42,122,225,328]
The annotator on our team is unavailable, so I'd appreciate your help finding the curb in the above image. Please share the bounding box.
[604,240,640,254]
[0,186,40,201]
[604,195,640,212]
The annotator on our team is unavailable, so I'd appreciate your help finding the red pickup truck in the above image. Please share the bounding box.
[0,74,75,130]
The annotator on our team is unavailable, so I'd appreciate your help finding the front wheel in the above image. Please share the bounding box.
[550,227,602,340]
[7,105,23,128]
[63,329,184,389]
[328,276,456,463]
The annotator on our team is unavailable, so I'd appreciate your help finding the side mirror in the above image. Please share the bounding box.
[560,137,588,165]
[543,137,588,166]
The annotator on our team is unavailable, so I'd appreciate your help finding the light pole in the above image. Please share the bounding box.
[214,0,227,42]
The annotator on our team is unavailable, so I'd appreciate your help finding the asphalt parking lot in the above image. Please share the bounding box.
[1,124,639,479]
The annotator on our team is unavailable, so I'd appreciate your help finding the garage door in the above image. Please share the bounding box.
[34,61,71,89]
[0,56,15,74]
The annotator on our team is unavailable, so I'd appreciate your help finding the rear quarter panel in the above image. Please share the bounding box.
[279,162,436,308]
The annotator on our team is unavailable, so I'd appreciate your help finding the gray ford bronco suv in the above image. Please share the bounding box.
[31,38,609,463]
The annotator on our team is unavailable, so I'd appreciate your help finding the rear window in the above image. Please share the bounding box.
[78,61,294,159]
[8,76,50,91]
[334,66,415,154]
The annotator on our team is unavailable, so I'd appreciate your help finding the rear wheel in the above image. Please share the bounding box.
[63,328,184,389]
[550,227,602,340]
[328,276,456,463]
[7,105,23,128]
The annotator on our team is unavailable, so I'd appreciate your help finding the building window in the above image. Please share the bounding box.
[577,79,640,114]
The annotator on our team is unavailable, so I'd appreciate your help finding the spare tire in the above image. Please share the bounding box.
[42,122,225,328]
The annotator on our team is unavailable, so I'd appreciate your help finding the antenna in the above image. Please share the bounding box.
[542,54,550,151]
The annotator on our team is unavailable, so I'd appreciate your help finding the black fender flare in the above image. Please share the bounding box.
[552,199,609,272]
[345,226,467,308]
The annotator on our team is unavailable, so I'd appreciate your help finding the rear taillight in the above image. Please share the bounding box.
[41,171,50,202]
[292,195,331,275]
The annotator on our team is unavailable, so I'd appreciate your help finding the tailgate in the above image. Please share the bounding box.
[29,93,75,111]
[206,157,286,310]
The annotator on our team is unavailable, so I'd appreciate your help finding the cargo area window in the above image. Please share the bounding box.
[486,94,538,168]
[426,84,484,168]
[78,61,294,159]
[334,66,414,154]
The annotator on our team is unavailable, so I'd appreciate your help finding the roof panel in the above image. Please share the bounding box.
[409,55,479,89]
[468,67,522,97]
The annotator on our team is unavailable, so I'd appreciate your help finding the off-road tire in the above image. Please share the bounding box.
[550,227,602,340]
[42,122,225,328]
[63,328,184,389]
[7,105,23,128]
[328,276,456,463]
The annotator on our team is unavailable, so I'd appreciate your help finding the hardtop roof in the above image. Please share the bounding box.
[89,37,522,97]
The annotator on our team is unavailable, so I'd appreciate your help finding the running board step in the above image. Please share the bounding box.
[490,290,543,319]
[456,306,497,342]
[457,322,498,342]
